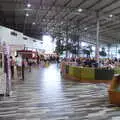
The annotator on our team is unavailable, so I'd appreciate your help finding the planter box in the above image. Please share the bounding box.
[69,66,74,76]
[114,68,120,74]
[65,65,69,74]
[95,69,114,80]
[81,68,95,80]
[73,67,81,80]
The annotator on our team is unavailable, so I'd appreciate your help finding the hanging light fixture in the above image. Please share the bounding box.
[109,14,113,18]
[84,27,88,30]
[27,3,31,8]
[26,13,29,17]
[32,22,36,25]
[78,8,83,12]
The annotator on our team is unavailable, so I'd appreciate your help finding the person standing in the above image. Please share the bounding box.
[15,55,22,80]
[37,55,40,64]
[22,57,25,80]
[26,58,32,72]
[56,56,60,67]
[10,56,14,79]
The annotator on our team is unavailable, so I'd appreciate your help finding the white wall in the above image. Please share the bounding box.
[0,26,43,51]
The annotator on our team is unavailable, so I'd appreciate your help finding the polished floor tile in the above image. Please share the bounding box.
[0,64,120,120]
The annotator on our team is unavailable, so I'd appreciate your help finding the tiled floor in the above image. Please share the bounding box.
[0,64,120,120]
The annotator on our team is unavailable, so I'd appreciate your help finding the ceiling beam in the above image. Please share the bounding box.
[85,0,103,10]
[45,0,73,27]
[98,0,120,12]
[40,0,58,22]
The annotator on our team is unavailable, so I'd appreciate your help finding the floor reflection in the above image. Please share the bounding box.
[38,64,65,106]
[0,64,119,120]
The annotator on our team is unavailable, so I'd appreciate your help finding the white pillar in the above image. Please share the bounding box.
[108,46,110,58]
[96,12,100,63]
[66,27,68,58]
[116,44,118,58]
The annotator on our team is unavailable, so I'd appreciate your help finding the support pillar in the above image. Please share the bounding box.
[66,26,69,58]
[116,44,118,58]
[108,46,110,58]
[96,12,100,63]
[23,12,27,34]
[78,36,80,57]
[107,43,111,58]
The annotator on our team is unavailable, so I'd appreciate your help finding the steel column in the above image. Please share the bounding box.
[96,12,100,63]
